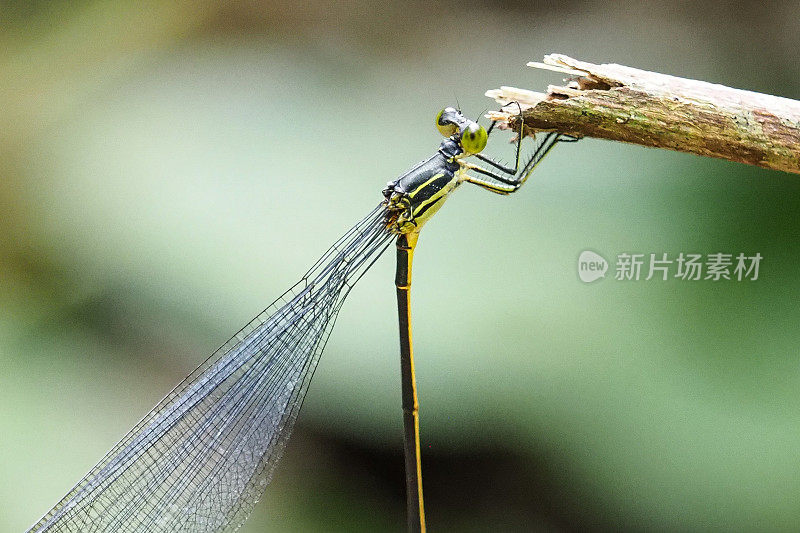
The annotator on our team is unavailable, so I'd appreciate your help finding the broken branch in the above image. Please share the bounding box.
[486,54,800,175]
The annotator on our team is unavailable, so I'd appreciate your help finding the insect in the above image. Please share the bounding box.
[27,105,574,533]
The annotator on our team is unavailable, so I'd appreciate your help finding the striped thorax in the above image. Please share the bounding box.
[383,108,487,234]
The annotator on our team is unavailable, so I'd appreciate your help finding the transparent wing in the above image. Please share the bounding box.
[28,204,393,533]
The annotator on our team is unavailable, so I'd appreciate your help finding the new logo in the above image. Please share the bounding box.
[578,250,608,283]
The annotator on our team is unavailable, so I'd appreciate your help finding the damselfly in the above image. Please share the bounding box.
[27,106,574,533]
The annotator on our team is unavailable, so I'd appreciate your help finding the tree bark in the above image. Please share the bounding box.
[486,54,800,175]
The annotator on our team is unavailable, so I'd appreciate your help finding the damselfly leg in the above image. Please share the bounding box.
[461,103,578,195]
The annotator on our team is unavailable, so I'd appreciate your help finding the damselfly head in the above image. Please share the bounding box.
[435,107,487,155]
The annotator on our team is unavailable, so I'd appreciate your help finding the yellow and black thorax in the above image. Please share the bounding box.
[383,108,488,234]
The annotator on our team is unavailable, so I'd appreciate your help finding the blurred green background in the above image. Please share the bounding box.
[2,1,800,531]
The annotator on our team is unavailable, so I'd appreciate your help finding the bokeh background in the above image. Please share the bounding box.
[2,1,800,531]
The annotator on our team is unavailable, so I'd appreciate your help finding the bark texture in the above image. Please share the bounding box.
[486,54,800,175]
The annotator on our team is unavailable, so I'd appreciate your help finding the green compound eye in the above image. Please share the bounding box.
[460,122,488,154]
[435,108,458,137]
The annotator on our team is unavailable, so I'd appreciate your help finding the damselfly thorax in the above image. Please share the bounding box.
[382,137,465,234]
